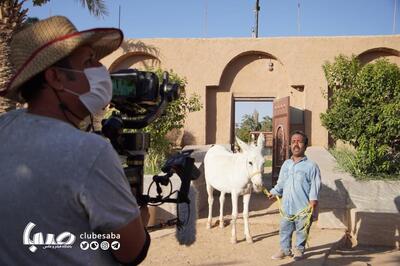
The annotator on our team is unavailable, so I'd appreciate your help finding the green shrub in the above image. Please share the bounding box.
[141,69,202,174]
[321,56,400,178]
[264,160,272,168]
[330,147,400,180]
[329,147,362,177]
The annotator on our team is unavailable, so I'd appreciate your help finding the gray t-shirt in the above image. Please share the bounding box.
[0,110,140,265]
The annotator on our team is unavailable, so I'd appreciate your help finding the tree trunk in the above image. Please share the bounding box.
[0,32,18,113]
[0,0,27,114]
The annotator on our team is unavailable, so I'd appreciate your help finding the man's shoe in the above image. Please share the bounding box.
[293,249,304,261]
[271,250,292,260]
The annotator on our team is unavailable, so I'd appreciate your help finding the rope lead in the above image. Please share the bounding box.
[262,187,314,247]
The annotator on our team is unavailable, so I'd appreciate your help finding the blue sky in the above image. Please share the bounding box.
[25,0,399,38]
[235,101,272,125]
[23,0,399,124]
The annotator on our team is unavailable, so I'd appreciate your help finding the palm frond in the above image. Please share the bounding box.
[77,0,108,17]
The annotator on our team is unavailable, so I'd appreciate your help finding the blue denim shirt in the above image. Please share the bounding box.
[270,156,321,215]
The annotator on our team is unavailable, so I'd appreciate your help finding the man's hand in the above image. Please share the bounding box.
[309,200,318,208]
[309,200,318,221]
[267,193,276,201]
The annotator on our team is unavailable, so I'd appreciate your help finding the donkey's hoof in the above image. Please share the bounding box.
[206,222,212,229]
[230,237,237,244]
[219,222,224,229]
[246,236,254,243]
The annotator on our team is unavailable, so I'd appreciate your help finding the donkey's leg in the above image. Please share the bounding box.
[230,191,239,244]
[219,192,226,228]
[206,183,214,229]
[243,193,253,243]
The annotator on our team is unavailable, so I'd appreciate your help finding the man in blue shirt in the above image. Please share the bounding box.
[269,131,321,261]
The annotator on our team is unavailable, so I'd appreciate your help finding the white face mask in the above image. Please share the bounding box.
[60,66,113,114]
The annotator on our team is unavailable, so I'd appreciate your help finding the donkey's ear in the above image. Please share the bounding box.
[236,137,250,153]
[257,133,265,148]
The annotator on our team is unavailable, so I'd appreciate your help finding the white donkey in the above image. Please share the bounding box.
[204,134,265,244]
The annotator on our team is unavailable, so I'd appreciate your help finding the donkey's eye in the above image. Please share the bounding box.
[248,161,253,166]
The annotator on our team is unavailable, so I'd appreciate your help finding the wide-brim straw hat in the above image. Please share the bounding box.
[1,16,123,102]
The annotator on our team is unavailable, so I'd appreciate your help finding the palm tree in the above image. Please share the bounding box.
[260,115,272,131]
[0,0,107,114]
[32,0,108,17]
[0,0,27,112]
[235,114,261,143]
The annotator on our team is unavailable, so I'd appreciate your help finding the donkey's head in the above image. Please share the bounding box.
[236,134,266,192]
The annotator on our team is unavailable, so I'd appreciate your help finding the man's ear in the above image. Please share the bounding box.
[44,67,63,91]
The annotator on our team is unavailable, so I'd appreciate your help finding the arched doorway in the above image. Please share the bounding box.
[205,51,289,145]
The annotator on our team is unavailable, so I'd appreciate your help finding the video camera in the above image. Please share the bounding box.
[101,69,200,208]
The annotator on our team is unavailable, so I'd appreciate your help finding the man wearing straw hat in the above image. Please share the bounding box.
[0,16,150,265]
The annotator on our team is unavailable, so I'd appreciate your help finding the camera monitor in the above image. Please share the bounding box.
[111,69,160,105]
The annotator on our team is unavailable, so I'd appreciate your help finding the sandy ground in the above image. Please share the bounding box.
[140,170,399,266]
[142,218,337,266]
[140,190,399,266]
[142,219,399,266]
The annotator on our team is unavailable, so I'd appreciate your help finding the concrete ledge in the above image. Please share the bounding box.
[350,209,400,248]
[306,146,400,248]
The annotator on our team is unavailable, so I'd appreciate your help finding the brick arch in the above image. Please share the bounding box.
[108,52,161,72]
[357,47,400,65]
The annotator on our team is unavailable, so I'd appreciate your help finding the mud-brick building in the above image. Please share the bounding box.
[102,36,400,149]
[102,36,400,248]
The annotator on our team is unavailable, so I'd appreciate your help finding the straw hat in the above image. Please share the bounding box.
[1,16,123,102]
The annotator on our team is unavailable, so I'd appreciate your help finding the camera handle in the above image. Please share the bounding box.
[121,98,168,129]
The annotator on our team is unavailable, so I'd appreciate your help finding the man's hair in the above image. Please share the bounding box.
[291,130,309,146]
[19,56,75,102]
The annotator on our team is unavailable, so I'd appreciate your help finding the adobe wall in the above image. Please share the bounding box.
[101,35,400,147]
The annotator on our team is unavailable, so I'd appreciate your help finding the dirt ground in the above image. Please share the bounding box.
[141,188,331,266]
[143,221,319,266]
[141,171,399,266]
[142,219,399,266]
[141,189,399,266]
